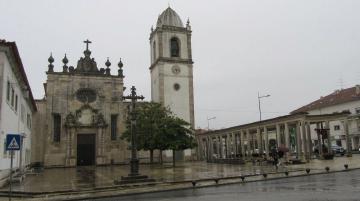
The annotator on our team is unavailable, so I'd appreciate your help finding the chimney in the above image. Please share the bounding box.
[356,85,360,95]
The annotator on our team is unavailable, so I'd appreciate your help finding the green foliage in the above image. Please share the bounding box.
[121,102,197,152]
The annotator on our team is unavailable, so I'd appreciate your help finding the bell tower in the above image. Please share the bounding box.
[149,7,195,128]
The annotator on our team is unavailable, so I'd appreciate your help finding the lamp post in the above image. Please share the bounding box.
[207,116,216,130]
[257,92,270,155]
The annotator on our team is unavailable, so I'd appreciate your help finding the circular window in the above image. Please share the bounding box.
[172,65,181,75]
[174,83,180,91]
[76,88,97,103]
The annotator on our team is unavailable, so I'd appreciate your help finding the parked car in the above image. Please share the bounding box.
[313,144,345,156]
[331,145,345,156]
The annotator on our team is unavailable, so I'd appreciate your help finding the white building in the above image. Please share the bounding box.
[291,85,360,151]
[0,40,37,187]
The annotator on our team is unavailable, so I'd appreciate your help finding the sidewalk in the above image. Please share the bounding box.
[1,154,359,200]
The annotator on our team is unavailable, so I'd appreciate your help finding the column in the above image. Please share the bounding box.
[247,129,253,154]
[296,122,302,158]
[240,130,245,158]
[217,135,223,158]
[209,137,214,160]
[343,119,352,157]
[276,124,281,147]
[284,123,290,161]
[301,121,308,161]
[284,123,290,149]
[257,128,262,154]
[324,121,331,154]
[316,123,322,156]
[306,122,312,160]
[264,126,269,158]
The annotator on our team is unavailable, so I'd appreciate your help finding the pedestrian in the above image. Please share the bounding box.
[271,148,279,169]
[278,149,284,167]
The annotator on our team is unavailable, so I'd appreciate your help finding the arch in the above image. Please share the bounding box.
[170,37,180,57]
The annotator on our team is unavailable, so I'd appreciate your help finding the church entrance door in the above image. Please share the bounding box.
[77,134,96,166]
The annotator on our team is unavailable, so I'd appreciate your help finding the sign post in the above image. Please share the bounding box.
[6,134,21,201]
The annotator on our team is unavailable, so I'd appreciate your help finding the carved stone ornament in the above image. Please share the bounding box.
[65,104,107,128]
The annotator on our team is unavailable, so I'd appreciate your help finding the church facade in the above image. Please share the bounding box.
[32,41,130,167]
[31,7,195,167]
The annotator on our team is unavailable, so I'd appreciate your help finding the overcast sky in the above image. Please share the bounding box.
[1,0,360,129]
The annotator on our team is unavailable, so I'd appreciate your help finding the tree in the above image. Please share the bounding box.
[160,116,197,167]
[121,102,197,165]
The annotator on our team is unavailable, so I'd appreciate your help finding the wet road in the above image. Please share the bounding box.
[93,169,360,201]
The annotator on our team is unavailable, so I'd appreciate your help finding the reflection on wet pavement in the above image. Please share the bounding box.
[2,154,360,193]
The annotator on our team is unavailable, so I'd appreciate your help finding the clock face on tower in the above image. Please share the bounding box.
[172,65,181,75]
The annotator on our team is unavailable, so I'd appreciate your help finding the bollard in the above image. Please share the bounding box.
[191,181,196,187]
[263,173,267,179]
[325,166,330,173]
[214,179,219,184]
[284,171,289,176]
[344,164,349,170]
[240,176,245,182]
[306,168,310,174]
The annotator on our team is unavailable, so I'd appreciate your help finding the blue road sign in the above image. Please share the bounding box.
[6,134,21,151]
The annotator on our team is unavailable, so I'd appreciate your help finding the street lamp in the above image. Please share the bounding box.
[257,92,270,156]
[258,92,270,122]
[207,116,216,130]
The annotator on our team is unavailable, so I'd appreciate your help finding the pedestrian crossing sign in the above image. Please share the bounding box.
[6,134,21,151]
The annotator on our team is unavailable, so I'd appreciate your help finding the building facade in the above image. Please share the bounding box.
[0,40,37,186]
[149,7,195,159]
[31,41,131,167]
[196,112,351,162]
[291,85,360,151]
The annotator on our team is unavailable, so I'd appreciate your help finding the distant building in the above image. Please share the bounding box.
[291,85,360,151]
[0,40,37,187]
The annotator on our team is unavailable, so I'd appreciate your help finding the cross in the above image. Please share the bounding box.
[123,86,145,107]
[83,39,92,51]
[122,86,144,177]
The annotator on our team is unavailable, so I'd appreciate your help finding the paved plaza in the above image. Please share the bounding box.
[0,155,360,200]
[97,169,360,201]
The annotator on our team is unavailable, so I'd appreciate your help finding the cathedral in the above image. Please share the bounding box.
[31,7,195,167]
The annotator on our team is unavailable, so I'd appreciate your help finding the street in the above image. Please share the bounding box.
[92,169,360,201]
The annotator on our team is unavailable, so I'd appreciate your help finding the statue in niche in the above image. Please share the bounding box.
[93,113,107,127]
[65,112,78,127]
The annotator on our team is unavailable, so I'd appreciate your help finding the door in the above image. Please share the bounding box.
[77,134,95,166]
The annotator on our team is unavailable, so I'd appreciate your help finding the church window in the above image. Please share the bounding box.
[21,104,25,122]
[15,95,18,112]
[76,88,97,103]
[27,113,32,129]
[170,37,180,57]
[53,113,61,142]
[153,41,156,60]
[6,81,10,102]
[10,88,15,107]
[174,83,180,91]
[111,114,118,141]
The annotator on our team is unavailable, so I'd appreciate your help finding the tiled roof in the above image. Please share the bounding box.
[290,86,360,114]
[0,40,37,111]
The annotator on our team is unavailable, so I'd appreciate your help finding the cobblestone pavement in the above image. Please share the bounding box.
[1,154,358,194]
